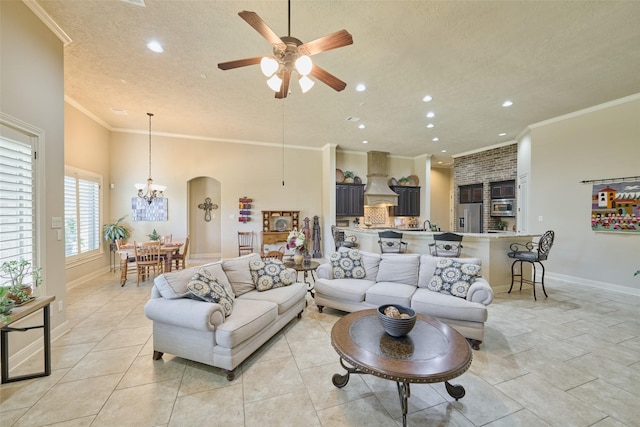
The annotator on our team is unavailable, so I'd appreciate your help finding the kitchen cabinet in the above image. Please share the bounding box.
[459,184,483,203]
[389,186,420,217]
[490,180,515,199]
[336,184,364,217]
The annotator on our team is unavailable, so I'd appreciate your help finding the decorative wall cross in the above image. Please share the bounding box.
[198,197,218,222]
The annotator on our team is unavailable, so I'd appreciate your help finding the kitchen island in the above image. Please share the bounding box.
[338,227,539,292]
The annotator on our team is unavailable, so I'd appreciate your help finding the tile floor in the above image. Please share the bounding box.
[1,262,640,426]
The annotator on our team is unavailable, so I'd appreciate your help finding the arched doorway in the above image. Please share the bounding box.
[188,177,221,259]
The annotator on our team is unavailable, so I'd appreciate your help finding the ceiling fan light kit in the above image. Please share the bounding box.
[217,1,352,98]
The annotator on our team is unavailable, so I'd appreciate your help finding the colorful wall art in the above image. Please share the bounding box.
[591,180,640,233]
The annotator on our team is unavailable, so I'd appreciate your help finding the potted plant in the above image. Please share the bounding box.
[398,177,410,186]
[1,259,42,304]
[497,220,507,231]
[343,171,355,183]
[148,229,160,241]
[0,286,15,322]
[103,215,132,243]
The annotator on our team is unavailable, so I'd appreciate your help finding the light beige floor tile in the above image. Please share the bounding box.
[244,390,321,427]
[0,407,28,425]
[241,331,291,367]
[495,373,606,427]
[316,395,398,427]
[114,311,153,329]
[300,362,374,411]
[590,416,633,427]
[177,360,237,396]
[404,401,475,427]
[46,415,96,426]
[483,408,552,426]
[468,349,528,385]
[13,373,122,426]
[566,353,640,397]
[92,324,152,351]
[117,354,187,389]
[566,333,640,366]
[242,355,306,403]
[169,383,244,427]
[568,379,640,426]
[289,334,340,370]
[284,315,329,343]
[52,324,113,347]
[0,369,68,412]
[79,309,132,328]
[91,378,180,427]
[60,345,141,382]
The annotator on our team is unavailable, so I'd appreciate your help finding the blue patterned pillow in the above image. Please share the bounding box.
[249,259,296,291]
[187,268,235,316]
[427,258,481,298]
[329,250,366,279]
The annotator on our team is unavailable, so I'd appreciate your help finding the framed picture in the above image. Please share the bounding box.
[132,197,168,221]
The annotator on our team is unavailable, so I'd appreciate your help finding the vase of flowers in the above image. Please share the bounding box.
[286,228,307,265]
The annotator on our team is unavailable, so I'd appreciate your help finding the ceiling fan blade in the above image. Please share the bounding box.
[238,11,284,46]
[275,71,291,99]
[217,56,262,70]
[309,65,347,92]
[299,30,353,56]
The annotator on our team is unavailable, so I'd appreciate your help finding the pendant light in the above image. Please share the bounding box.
[135,113,166,205]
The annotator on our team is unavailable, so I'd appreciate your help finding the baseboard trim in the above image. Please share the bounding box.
[546,272,640,297]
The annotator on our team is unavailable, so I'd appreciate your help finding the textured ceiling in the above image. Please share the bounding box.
[36,0,640,165]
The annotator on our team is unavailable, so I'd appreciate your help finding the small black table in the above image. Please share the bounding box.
[1,296,55,383]
[284,260,319,295]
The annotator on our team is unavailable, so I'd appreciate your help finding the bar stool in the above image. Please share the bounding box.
[507,230,555,300]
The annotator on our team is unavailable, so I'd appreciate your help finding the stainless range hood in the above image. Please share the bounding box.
[363,151,398,206]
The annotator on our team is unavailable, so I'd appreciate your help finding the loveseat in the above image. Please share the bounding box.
[144,253,307,380]
[314,249,494,349]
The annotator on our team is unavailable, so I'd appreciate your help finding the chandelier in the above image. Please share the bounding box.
[135,113,166,205]
[260,40,315,94]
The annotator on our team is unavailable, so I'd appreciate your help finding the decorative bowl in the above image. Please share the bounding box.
[377,304,416,337]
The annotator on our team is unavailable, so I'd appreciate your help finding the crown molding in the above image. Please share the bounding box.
[23,0,72,46]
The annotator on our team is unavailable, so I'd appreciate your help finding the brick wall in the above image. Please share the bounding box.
[454,144,517,231]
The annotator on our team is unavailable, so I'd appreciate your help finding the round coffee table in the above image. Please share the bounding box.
[331,309,472,426]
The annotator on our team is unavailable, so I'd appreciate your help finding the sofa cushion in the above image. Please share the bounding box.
[223,253,261,297]
[214,298,278,349]
[314,278,375,303]
[411,288,488,323]
[338,248,381,280]
[248,258,296,291]
[364,282,416,308]
[239,282,306,314]
[187,268,235,317]
[427,258,481,298]
[376,254,420,286]
[154,262,232,299]
[418,255,482,288]
[330,250,366,279]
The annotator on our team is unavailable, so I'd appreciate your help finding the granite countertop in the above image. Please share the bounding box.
[338,227,537,239]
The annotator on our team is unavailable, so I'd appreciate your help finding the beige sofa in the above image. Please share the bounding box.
[144,253,307,380]
[314,250,494,349]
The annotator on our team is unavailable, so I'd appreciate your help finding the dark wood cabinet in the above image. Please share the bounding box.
[389,186,420,217]
[336,184,364,217]
[490,180,515,199]
[460,184,483,203]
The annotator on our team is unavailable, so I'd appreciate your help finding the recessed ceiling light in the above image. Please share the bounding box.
[119,79,127,84]
[438,161,443,164]
[432,137,439,142]
[426,112,435,118]
[362,140,368,144]
[121,0,145,6]
[355,83,366,92]
[502,100,513,107]
[111,108,128,115]
[498,132,507,136]
[147,40,164,53]
[426,123,435,129]
[422,95,433,102]
[441,149,447,153]
[200,73,207,79]
[358,124,365,129]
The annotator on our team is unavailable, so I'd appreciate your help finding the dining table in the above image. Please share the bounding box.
[117,241,183,286]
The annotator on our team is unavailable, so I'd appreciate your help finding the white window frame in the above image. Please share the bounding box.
[64,166,103,266]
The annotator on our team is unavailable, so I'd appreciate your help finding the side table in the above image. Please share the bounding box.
[1,296,55,383]
[284,260,319,295]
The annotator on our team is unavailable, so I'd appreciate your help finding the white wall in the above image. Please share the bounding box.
[528,95,640,294]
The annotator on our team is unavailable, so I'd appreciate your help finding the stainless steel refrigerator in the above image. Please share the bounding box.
[458,203,483,233]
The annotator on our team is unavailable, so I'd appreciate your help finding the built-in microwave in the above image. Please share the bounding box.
[491,198,515,217]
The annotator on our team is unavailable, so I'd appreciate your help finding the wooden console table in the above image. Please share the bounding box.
[1,296,55,383]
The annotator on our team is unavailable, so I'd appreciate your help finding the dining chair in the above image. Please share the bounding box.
[378,230,408,253]
[160,234,172,244]
[429,232,463,257]
[134,241,163,286]
[262,249,284,261]
[331,225,358,251]
[115,239,137,287]
[173,236,190,270]
[238,231,253,256]
[507,230,555,300]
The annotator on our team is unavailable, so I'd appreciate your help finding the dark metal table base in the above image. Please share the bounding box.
[332,357,466,427]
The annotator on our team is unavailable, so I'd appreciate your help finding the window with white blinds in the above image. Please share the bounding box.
[64,168,102,260]
[0,135,35,265]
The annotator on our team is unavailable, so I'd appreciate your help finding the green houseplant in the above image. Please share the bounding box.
[103,215,132,242]
[148,229,160,241]
[398,177,410,186]
[0,286,14,322]
[1,259,42,304]
[343,171,355,183]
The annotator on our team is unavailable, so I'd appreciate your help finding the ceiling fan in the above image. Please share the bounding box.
[217,1,353,99]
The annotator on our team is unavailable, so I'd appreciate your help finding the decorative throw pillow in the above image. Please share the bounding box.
[427,258,481,299]
[329,250,366,279]
[187,268,235,316]
[249,259,296,291]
